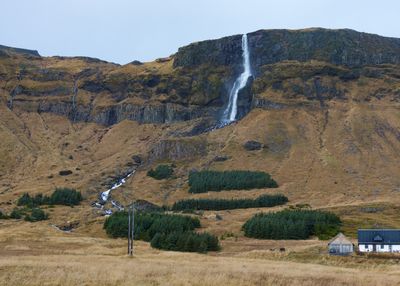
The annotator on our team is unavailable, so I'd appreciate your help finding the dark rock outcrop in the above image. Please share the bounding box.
[244,140,263,151]
[131,155,142,165]
[213,155,229,162]
[148,138,207,162]
[59,170,73,176]
[133,200,161,212]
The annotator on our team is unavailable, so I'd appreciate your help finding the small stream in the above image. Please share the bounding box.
[92,170,136,215]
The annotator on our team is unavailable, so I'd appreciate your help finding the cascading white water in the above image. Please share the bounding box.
[222,34,252,123]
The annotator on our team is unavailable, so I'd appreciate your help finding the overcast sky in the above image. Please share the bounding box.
[1,0,399,64]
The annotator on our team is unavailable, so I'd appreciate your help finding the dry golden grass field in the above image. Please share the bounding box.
[1,218,400,286]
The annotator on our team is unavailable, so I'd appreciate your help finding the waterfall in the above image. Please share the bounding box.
[222,34,252,123]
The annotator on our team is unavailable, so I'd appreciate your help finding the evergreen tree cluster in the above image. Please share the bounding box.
[171,194,288,211]
[17,188,82,207]
[50,188,83,205]
[104,212,219,253]
[24,208,48,222]
[151,231,219,253]
[1,207,48,222]
[188,170,278,193]
[147,164,174,180]
[243,209,341,240]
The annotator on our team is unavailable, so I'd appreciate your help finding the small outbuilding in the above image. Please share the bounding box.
[328,233,354,255]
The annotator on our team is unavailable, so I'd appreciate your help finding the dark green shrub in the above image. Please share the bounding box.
[17,193,50,207]
[50,188,82,206]
[0,210,8,219]
[24,208,48,222]
[9,208,24,219]
[243,209,341,240]
[171,194,288,211]
[188,170,278,193]
[147,165,174,180]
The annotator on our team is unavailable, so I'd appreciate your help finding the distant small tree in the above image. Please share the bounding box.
[24,208,48,222]
[9,208,23,219]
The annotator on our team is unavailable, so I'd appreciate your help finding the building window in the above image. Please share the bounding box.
[380,244,384,249]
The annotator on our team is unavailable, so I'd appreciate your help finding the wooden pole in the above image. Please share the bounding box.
[131,205,134,255]
[128,207,131,255]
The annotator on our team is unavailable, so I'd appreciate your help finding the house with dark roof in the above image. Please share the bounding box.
[358,229,400,253]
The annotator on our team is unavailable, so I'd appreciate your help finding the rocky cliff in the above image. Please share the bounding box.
[174,28,400,70]
[1,28,400,128]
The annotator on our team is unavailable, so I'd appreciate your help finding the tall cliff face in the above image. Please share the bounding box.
[174,28,400,116]
[174,28,400,70]
[1,28,400,128]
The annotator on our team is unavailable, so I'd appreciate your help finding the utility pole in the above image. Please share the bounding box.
[128,206,131,255]
[127,204,135,256]
[131,205,134,255]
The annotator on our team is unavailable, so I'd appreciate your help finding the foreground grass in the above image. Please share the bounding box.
[1,251,400,286]
[0,221,400,286]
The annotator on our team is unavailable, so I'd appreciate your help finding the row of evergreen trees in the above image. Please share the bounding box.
[0,207,48,222]
[171,194,288,211]
[242,209,341,240]
[104,211,220,253]
[188,170,278,193]
[17,188,83,207]
[151,231,219,252]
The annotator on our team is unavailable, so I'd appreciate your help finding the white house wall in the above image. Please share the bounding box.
[359,244,400,253]
[392,245,400,252]
[359,244,372,252]
[376,244,390,253]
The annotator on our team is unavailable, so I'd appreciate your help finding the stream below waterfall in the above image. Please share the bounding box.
[92,170,136,215]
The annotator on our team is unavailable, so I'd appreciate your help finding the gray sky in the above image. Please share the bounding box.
[1,0,399,64]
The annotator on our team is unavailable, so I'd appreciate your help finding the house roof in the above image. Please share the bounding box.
[328,232,353,245]
[358,229,400,244]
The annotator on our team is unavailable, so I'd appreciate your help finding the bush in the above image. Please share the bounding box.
[50,188,82,206]
[147,164,174,180]
[0,210,8,219]
[171,194,288,211]
[9,208,24,219]
[17,193,50,207]
[24,208,48,222]
[104,212,219,253]
[188,170,278,193]
[242,209,341,240]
